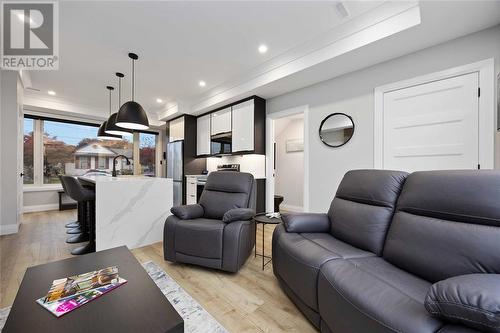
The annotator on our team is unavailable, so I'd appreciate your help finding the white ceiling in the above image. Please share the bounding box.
[25,1,500,124]
[26,1,381,120]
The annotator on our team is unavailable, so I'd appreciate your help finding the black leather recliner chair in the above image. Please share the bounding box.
[273,169,500,333]
[164,171,256,273]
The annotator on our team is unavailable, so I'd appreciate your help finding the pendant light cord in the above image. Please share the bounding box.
[131,59,135,101]
[109,89,112,115]
[119,76,121,106]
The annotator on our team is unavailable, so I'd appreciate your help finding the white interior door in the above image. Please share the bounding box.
[382,72,479,172]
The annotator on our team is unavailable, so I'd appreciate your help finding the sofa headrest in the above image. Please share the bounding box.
[204,171,254,193]
[396,170,500,227]
[336,169,409,208]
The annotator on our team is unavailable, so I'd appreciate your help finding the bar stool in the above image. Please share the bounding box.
[60,176,96,255]
[59,176,89,244]
[59,175,80,230]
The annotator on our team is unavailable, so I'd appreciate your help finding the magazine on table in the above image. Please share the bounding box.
[36,266,127,317]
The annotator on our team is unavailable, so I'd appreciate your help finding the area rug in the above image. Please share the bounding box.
[0,261,228,333]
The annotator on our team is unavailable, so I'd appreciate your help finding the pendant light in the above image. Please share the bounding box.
[97,86,122,141]
[115,52,149,130]
[105,72,133,136]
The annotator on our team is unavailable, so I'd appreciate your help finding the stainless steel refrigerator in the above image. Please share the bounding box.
[166,141,183,207]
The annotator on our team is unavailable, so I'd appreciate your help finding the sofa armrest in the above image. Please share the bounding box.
[425,274,500,332]
[170,204,204,219]
[222,208,255,223]
[282,213,330,233]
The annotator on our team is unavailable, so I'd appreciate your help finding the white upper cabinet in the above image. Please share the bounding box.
[196,114,211,156]
[210,107,232,135]
[169,117,184,142]
[232,100,254,152]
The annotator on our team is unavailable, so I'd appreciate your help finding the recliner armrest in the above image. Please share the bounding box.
[282,213,330,233]
[223,208,255,223]
[171,204,204,219]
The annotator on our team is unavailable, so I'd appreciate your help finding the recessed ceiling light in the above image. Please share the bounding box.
[156,98,163,103]
[258,44,268,54]
[48,90,56,96]
[198,81,206,87]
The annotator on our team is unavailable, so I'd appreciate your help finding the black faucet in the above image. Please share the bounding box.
[112,155,131,177]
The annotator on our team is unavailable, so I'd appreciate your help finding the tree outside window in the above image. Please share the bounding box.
[139,133,156,176]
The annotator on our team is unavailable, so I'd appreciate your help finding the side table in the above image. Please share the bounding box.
[253,213,282,270]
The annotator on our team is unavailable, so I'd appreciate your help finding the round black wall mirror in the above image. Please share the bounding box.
[319,113,354,148]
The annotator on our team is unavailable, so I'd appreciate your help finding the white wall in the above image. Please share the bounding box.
[0,70,21,234]
[23,190,60,212]
[267,25,500,213]
[274,117,304,211]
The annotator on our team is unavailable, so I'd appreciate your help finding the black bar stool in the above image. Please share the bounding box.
[59,176,90,244]
[59,175,80,230]
[60,176,96,255]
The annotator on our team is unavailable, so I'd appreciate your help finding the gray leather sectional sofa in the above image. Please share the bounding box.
[273,169,500,333]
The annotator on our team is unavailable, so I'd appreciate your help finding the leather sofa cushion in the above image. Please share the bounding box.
[384,211,500,283]
[200,191,250,220]
[203,171,254,193]
[384,170,500,282]
[318,257,442,333]
[425,274,500,333]
[329,198,394,255]
[272,224,374,311]
[328,170,408,255]
[199,172,255,220]
[395,170,500,227]
[334,169,409,207]
[174,218,225,259]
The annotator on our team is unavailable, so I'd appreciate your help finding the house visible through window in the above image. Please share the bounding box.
[40,119,133,184]
[23,116,157,186]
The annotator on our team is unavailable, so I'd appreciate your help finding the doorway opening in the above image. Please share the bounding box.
[266,105,308,213]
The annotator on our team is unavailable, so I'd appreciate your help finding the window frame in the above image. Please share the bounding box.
[23,113,161,189]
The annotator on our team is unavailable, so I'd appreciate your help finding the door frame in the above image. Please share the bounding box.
[374,58,495,169]
[266,105,309,213]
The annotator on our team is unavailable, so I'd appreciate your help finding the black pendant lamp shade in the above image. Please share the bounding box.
[97,86,122,141]
[116,53,149,130]
[105,72,133,136]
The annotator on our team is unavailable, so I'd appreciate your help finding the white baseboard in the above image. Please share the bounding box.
[280,204,304,212]
[23,204,59,213]
[0,223,19,235]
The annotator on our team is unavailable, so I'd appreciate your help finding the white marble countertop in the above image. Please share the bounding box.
[78,175,170,183]
[80,175,173,251]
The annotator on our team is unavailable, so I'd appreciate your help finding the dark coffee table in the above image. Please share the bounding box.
[3,246,183,333]
[254,213,282,270]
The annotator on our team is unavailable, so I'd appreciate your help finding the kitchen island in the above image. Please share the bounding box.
[78,175,173,251]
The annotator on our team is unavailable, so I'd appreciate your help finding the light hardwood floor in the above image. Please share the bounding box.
[0,210,316,333]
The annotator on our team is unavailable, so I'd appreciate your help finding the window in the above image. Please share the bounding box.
[23,118,34,184]
[139,133,157,176]
[23,116,158,187]
[41,119,133,184]
[97,156,108,169]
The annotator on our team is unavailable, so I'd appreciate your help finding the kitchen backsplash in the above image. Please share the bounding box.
[206,154,266,179]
